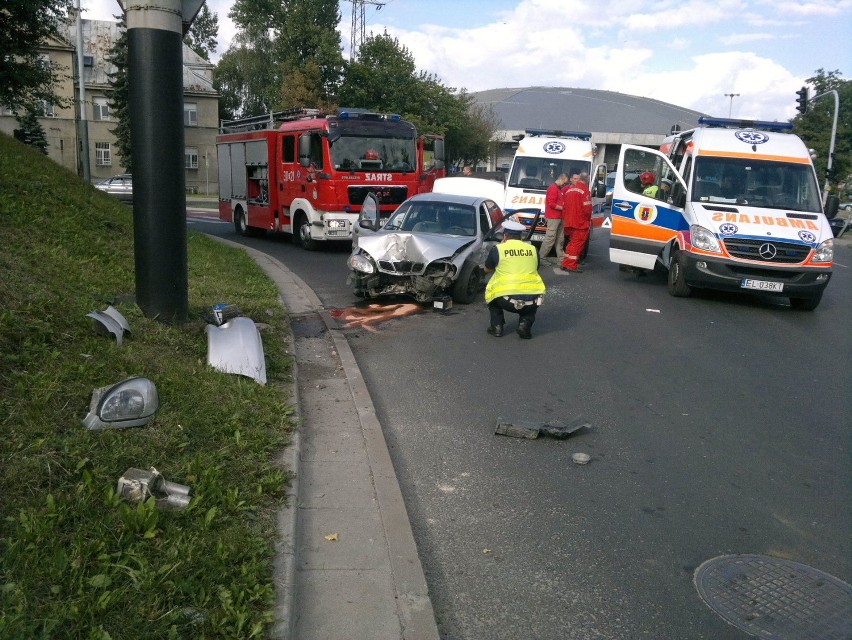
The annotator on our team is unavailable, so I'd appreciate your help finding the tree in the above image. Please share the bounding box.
[0,0,74,111]
[273,0,344,106]
[214,38,279,120]
[184,3,218,61]
[792,69,850,197]
[13,106,49,154]
[105,15,131,172]
[220,0,345,115]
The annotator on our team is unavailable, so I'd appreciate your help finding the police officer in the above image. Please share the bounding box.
[483,220,547,339]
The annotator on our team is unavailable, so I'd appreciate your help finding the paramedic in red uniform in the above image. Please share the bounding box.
[538,173,569,264]
[560,174,592,272]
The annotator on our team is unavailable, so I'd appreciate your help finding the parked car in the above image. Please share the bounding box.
[95,174,132,202]
[348,191,507,304]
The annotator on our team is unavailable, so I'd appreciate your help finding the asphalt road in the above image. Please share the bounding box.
[191,216,852,639]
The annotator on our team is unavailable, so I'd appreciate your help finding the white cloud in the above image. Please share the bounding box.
[78,0,846,121]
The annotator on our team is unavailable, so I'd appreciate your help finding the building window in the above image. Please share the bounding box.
[95,142,112,166]
[39,100,54,117]
[93,97,110,121]
[185,147,199,169]
[184,103,197,127]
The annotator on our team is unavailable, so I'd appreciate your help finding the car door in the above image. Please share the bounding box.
[352,191,380,246]
[609,145,686,270]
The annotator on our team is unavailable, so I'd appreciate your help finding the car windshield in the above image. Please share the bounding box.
[508,157,591,189]
[383,202,478,236]
[330,135,416,172]
[693,157,822,212]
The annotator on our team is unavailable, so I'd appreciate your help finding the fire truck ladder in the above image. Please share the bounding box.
[219,108,322,133]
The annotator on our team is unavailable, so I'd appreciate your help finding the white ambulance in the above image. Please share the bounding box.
[609,117,834,310]
[504,130,605,241]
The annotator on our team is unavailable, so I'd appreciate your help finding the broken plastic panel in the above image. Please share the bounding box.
[82,376,159,430]
[117,467,191,510]
[206,316,267,384]
[86,305,131,346]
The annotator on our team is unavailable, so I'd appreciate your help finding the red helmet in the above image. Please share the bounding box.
[364,149,379,160]
[640,171,656,185]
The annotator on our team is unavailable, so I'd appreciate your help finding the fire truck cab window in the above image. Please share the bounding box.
[281,136,295,163]
[308,134,324,170]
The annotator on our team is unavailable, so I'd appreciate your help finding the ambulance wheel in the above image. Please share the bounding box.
[790,293,822,311]
[296,213,318,251]
[452,262,482,304]
[667,249,692,297]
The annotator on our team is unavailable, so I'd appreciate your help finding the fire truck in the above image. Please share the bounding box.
[216,108,445,249]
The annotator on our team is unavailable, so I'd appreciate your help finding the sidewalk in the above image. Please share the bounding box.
[212,239,440,640]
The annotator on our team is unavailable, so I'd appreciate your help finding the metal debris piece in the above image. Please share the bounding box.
[205,303,241,326]
[87,305,131,345]
[540,418,591,439]
[494,418,540,439]
[496,416,591,440]
[117,467,191,510]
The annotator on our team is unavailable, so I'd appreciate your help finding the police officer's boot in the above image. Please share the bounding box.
[516,318,533,339]
[487,324,504,337]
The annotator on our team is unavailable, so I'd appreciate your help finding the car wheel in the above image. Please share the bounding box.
[790,293,822,311]
[667,248,692,297]
[452,261,482,304]
[296,213,318,251]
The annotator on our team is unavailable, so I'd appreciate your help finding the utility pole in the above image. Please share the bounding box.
[809,89,840,206]
[118,0,204,323]
[75,0,90,182]
[349,0,386,60]
[724,93,740,118]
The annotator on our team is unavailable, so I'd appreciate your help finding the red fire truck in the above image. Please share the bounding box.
[216,108,446,249]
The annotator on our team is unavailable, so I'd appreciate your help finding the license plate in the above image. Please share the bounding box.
[741,278,784,292]
[531,233,546,242]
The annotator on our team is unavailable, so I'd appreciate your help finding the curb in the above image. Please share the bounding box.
[207,236,438,639]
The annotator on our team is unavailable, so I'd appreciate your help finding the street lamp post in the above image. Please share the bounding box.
[725,93,740,118]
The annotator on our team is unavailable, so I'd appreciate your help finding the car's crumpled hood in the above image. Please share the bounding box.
[356,232,476,264]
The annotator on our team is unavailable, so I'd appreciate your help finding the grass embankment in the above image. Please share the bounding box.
[0,133,295,639]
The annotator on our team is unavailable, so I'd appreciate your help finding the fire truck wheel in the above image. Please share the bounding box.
[296,213,318,251]
[667,248,692,297]
[234,207,250,236]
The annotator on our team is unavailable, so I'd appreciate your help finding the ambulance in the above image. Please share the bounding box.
[504,130,605,241]
[609,117,834,310]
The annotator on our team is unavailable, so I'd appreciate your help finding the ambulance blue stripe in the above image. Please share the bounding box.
[611,200,690,232]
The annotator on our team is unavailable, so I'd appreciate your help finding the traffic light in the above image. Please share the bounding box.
[795,86,809,115]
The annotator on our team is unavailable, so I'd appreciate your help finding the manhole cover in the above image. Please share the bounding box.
[694,554,852,639]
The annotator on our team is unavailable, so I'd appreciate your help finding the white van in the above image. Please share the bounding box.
[609,117,834,310]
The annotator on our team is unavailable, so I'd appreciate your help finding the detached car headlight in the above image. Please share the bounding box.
[811,238,833,264]
[83,377,159,430]
[690,225,722,253]
[348,253,376,274]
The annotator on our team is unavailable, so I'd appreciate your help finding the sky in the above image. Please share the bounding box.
[80,0,851,121]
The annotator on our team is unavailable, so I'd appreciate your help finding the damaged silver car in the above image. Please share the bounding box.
[348,192,506,304]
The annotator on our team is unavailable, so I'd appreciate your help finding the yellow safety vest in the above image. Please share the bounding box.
[485,239,546,303]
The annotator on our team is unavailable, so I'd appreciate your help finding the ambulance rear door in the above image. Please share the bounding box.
[609,145,688,270]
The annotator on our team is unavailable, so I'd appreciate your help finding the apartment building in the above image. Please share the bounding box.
[0,18,220,194]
